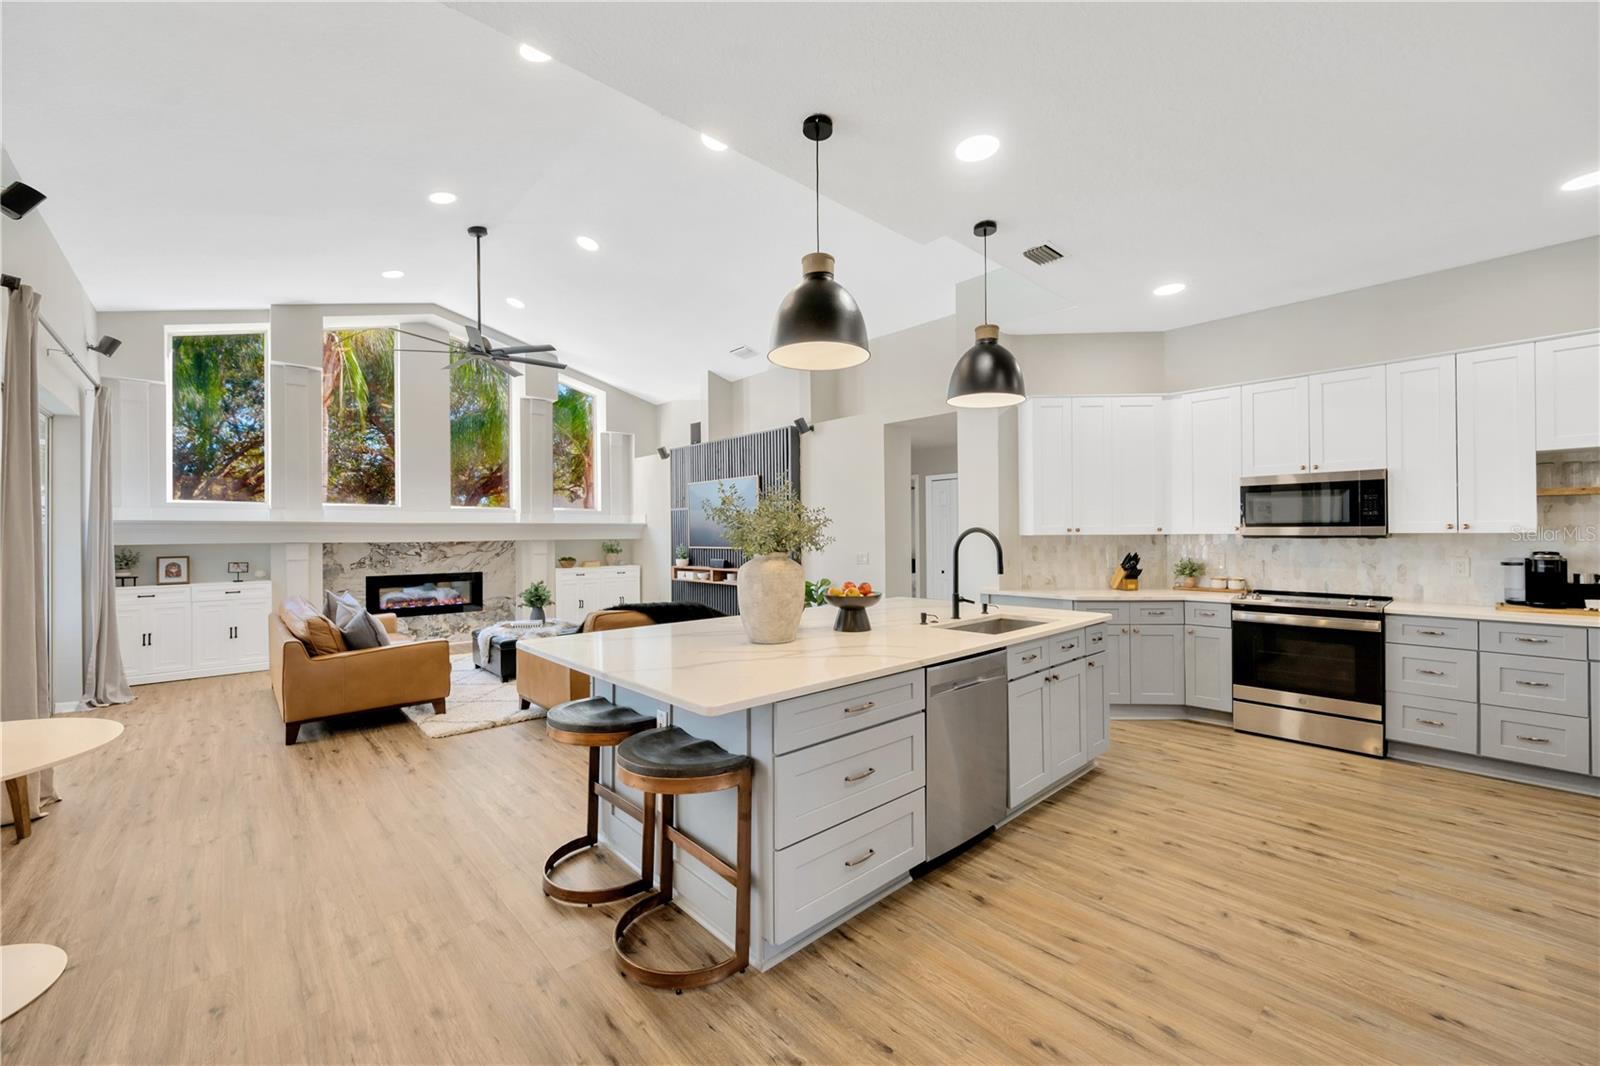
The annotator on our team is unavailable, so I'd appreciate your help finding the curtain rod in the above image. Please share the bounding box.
[2,272,100,392]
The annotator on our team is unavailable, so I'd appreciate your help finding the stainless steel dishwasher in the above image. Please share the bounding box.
[924,649,1010,863]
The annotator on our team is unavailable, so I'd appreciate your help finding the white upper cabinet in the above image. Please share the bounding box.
[1457,343,1537,534]
[1385,355,1459,534]
[1240,377,1310,476]
[1169,387,1241,534]
[1018,397,1071,536]
[1534,332,1599,450]
[1071,397,1114,534]
[1110,396,1166,534]
[1308,366,1387,472]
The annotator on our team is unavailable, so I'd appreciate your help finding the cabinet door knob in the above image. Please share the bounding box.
[1312,464,1319,470]
[1299,464,1307,471]
[1445,523,1454,529]
[1187,627,1194,634]
[1462,523,1471,530]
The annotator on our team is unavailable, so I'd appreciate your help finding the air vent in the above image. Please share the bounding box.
[1022,243,1064,266]
[729,345,759,360]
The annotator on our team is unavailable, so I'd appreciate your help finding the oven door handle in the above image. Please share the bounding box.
[1232,610,1382,633]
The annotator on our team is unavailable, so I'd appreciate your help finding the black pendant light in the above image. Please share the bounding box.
[947,219,1026,408]
[769,114,870,371]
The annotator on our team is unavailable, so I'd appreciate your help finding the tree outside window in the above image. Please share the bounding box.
[449,342,510,507]
[553,380,599,509]
[170,331,266,501]
[322,328,397,504]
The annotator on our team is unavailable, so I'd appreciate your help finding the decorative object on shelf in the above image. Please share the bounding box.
[1227,577,1247,590]
[155,555,190,586]
[948,219,1026,408]
[601,540,623,565]
[826,582,879,632]
[701,482,833,643]
[557,556,577,569]
[1209,577,1228,589]
[769,113,870,371]
[517,580,552,622]
[674,544,691,565]
[114,547,139,586]
[581,559,602,568]
[708,557,731,570]
[227,561,250,583]
[804,577,833,607]
[1174,557,1205,588]
[1111,552,1141,592]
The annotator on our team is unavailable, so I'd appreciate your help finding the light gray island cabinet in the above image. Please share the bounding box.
[520,598,1110,971]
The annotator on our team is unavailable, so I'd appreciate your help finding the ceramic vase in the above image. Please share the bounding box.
[737,553,805,644]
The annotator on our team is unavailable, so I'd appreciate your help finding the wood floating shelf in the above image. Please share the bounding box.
[1536,486,1600,497]
[672,565,739,585]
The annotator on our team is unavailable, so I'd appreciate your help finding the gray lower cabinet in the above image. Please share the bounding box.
[1183,624,1232,712]
[1129,624,1185,704]
[1385,690,1478,754]
[1592,662,1599,777]
[1046,658,1089,781]
[1007,651,1106,809]
[1478,652,1590,717]
[1102,625,1131,704]
[1007,671,1049,807]
[1085,652,1108,757]
[1479,704,1591,774]
[1386,644,1478,702]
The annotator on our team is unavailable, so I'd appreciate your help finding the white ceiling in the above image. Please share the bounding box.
[4,2,1597,404]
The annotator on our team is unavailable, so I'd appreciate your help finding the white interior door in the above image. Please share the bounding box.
[923,474,959,604]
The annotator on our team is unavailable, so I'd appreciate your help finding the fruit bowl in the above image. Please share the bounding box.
[825,590,882,632]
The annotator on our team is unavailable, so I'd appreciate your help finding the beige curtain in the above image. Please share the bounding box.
[1,282,58,825]
[83,390,131,706]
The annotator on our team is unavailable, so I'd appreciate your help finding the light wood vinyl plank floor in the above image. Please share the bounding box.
[2,670,1596,1064]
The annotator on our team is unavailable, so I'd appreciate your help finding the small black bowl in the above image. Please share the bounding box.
[826,591,882,632]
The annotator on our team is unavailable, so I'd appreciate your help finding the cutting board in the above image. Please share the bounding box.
[1496,602,1600,617]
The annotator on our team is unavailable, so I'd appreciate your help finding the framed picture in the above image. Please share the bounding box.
[156,555,190,585]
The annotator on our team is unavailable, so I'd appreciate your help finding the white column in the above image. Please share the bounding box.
[519,395,554,521]
[268,363,321,518]
[600,431,634,517]
[396,321,451,512]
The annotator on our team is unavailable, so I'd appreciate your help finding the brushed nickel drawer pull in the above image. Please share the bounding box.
[843,767,877,784]
[1515,735,1551,744]
[1416,718,1445,727]
[1513,636,1549,644]
[1020,652,1039,663]
[1091,635,1103,643]
[1514,680,1551,688]
[1197,610,1215,617]
[844,848,876,868]
[843,700,876,715]
[1416,629,1446,636]
[1416,668,1446,676]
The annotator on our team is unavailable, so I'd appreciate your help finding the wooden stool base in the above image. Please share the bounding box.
[613,892,747,990]
[542,744,655,906]
[543,833,653,905]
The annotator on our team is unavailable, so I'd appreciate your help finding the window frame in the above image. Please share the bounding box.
[320,325,402,509]
[164,324,271,508]
[553,374,605,512]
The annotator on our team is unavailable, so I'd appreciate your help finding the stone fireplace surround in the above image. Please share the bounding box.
[325,542,515,641]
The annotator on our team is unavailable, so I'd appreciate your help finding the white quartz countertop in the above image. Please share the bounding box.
[519,598,1110,717]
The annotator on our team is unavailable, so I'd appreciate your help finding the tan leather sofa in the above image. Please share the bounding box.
[515,608,657,712]
[270,596,452,744]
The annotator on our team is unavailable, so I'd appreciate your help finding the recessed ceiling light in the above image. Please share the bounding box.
[517,42,551,63]
[1152,282,1187,296]
[380,269,404,279]
[1560,170,1599,192]
[954,134,1000,163]
[575,235,599,252]
[427,191,457,205]
[700,133,728,152]
[505,296,525,309]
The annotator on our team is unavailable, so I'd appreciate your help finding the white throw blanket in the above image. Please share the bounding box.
[475,620,573,664]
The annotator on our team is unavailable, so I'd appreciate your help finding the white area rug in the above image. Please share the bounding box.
[402,654,543,739]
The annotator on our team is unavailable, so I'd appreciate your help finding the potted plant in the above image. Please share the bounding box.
[702,483,833,644]
[805,577,833,607]
[557,555,577,569]
[674,544,691,567]
[1174,557,1205,588]
[517,580,552,622]
[114,547,140,577]
[601,539,624,565]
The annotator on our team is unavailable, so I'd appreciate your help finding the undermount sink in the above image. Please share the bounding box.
[942,616,1044,635]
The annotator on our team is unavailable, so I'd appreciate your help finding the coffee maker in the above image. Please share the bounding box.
[1516,551,1600,609]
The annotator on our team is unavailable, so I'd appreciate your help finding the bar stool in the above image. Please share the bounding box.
[612,726,753,992]
[542,697,659,905]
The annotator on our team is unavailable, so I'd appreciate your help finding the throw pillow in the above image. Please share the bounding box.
[279,596,346,655]
[333,600,390,650]
[325,588,362,618]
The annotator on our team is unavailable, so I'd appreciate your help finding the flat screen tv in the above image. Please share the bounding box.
[688,476,759,549]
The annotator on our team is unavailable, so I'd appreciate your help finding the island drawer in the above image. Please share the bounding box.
[1479,705,1590,774]
[1479,622,1589,661]
[1384,691,1478,754]
[1387,615,1476,651]
[1385,645,1477,702]
[1085,624,1108,653]
[1184,602,1230,628]
[1047,629,1087,667]
[773,715,926,849]
[1133,603,1182,624]
[770,789,925,945]
[1008,640,1049,679]
[774,669,925,754]
[1075,602,1130,624]
[1478,652,1589,717]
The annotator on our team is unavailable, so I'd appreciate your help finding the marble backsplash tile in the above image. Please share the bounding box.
[323,541,517,641]
[1019,496,1598,603]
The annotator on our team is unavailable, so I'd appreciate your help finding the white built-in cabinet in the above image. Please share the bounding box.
[1534,331,1599,450]
[554,565,641,625]
[1385,355,1459,534]
[1017,396,1166,536]
[1308,365,1387,472]
[1457,343,1537,534]
[1110,397,1167,533]
[1168,386,1241,534]
[1240,377,1310,475]
[1017,397,1071,535]
[1070,397,1114,533]
[117,581,270,685]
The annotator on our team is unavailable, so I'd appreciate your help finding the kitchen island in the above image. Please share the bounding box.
[520,597,1111,970]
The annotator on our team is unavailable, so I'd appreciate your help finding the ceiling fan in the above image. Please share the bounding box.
[392,225,565,378]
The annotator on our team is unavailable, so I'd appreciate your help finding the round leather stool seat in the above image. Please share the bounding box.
[616,727,751,781]
[547,697,655,736]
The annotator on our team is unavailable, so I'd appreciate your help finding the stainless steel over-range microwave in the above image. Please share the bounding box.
[1238,469,1387,537]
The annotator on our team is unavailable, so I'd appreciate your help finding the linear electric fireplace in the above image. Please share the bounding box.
[365,572,484,617]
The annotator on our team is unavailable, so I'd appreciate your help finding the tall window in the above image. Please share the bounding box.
[553,379,600,509]
[449,341,510,508]
[322,328,397,504]
[170,331,267,502]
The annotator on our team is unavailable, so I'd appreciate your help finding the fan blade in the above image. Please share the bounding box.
[493,344,557,355]
[393,327,447,348]
[495,353,566,370]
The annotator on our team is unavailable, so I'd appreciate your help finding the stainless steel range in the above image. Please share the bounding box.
[1231,589,1392,756]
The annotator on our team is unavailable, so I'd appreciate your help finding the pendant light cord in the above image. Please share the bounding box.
[814,136,821,253]
[982,229,988,324]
